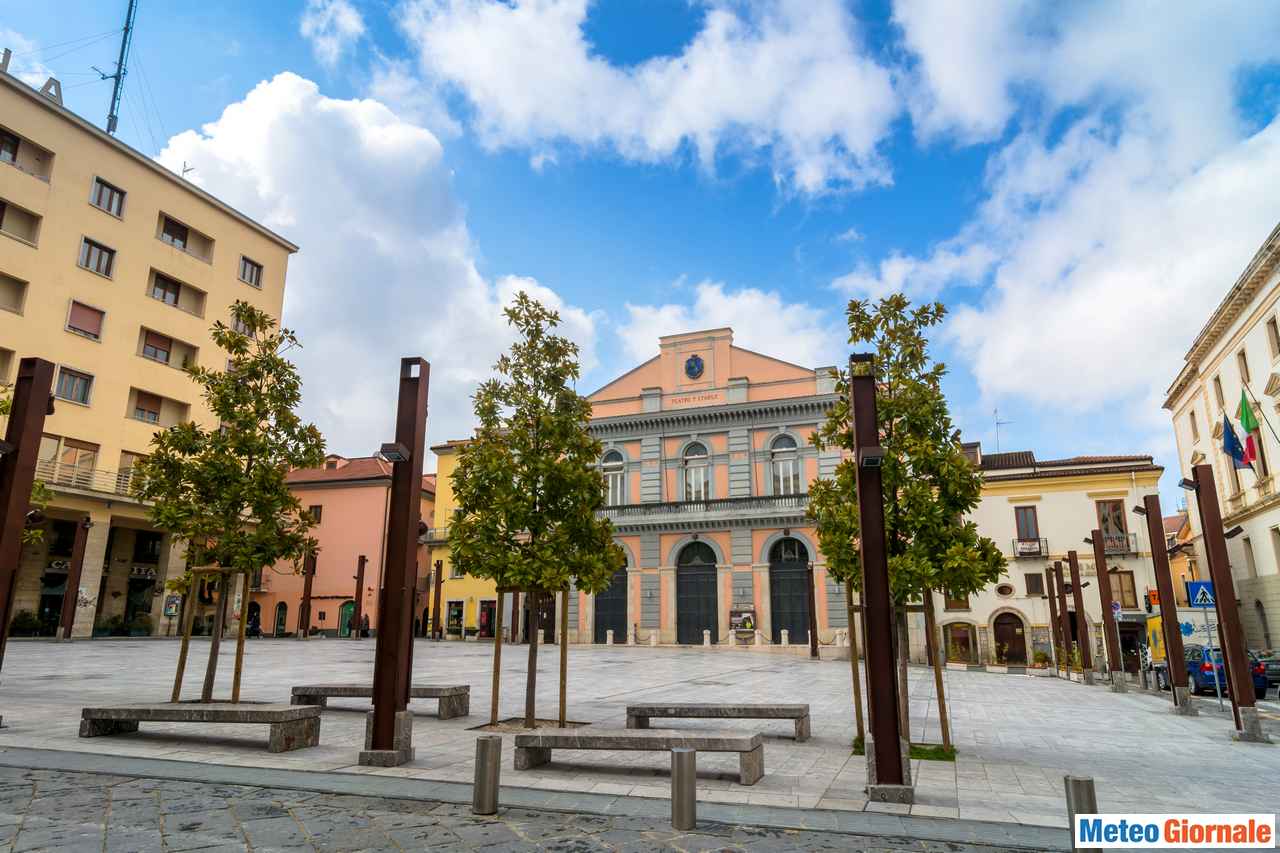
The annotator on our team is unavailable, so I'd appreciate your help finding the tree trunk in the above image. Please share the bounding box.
[921,591,952,749]
[171,581,198,702]
[845,593,865,745]
[558,589,569,727]
[231,572,250,703]
[201,576,229,702]
[524,590,540,728]
[895,607,910,742]
[490,591,505,725]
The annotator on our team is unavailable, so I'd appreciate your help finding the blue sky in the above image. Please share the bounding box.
[7,1,1280,508]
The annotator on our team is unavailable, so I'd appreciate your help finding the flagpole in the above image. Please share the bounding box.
[1242,384,1280,448]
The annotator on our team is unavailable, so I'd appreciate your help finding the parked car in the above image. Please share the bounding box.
[1252,650,1280,688]
[1156,644,1269,698]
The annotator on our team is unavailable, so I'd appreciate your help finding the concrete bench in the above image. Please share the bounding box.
[290,684,469,719]
[513,728,764,785]
[79,702,320,753]
[626,703,810,741]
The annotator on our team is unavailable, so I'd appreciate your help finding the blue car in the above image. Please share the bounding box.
[1161,644,1270,698]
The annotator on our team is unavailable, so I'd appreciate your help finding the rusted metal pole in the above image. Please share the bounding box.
[369,357,430,754]
[490,590,505,725]
[298,552,316,639]
[1192,464,1263,739]
[921,591,952,749]
[171,580,197,702]
[1090,530,1123,674]
[1141,495,1193,712]
[231,572,250,703]
[1045,567,1062,672]
[558,588,569,727]
[1054,561,1073,667]
[849,354,908,794]
[0,357,55,672]
[845,590,865,744]
[352,555,367,640]
[58,517,92,640]
[430,559,443,640]
[806,563,820,658]
[1066,551,1093,673]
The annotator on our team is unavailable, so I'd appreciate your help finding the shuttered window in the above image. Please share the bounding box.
[134,391,162,423]
[142,331,172,364]
[66,302,104,340]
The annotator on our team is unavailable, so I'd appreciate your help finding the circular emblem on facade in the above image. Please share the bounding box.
[684,354,705,379]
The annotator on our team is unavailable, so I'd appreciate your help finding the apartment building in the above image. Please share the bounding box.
[1165,221,1280,651]
[0,67,297,638]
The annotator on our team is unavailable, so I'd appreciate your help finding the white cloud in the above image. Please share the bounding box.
[618,281,843,367]
[0,29,56,87]
[833,227,864,243]
[156,73,598,458]
[300,0,367,68]
[833,242,997,300]
[396,0,898,194]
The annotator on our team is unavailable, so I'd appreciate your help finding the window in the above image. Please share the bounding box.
[1096,499,1128,551]
[602,451,625,505]
[771,434,801,495]
[239,256,263,288]
[151,274,180,306]
[1242,536,1258,579]
[450,563,464,579]
[90,178,125,217]
[0,272,25,314]
[39,435,99,487]
[142,331,172,364]
[117,451,144,492]
[66,302,104,340]
[307,505,323,524]
[55,368,93,404]
[683,442,709,501]
[1025,572,1044,596]
[1213,375,1225,409]
[0,129,17,164]
[231,313,251,335]
[1238,349,1251,385]
[1014,505,1039,540]
[1257,431,1271,478]
[160,216,189,250]
[1110,570,1137,609]
[133,391,162,423]
[133,531,163,564]
[944,592,970,610]
[47,520,77,558]
[1269,318,1280,360]
[78,238,115,277]
[1189,409,1200,442]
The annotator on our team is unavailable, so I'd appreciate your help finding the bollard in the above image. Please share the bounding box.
[605,629,614,645]
[754,629,762,647]
[649,632,658,647]
[780,629,790,646]
[1063,775,1098,853]
[671,748,696,830]
[702,629,711,647]
[472,735,501,815]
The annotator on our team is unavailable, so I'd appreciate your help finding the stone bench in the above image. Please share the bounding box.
[626,703,811,741]
[79,702,320,753]
[290,684,469,719]
[513,728,764,785]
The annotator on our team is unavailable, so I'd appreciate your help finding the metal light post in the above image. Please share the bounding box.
[1044,567,1063,674]
[848,354,912,803]
[351,555,367,639]
[1087,531,1125,690]
[0,358,55,676]
[1188,465,1269,742]
[1134,496,1195,715]
[362,357,430,766]
[1066,551,1094,684]
[1054,561,1073,670]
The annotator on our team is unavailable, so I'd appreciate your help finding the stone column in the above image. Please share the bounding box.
[754,564,771,644]
[70,511,113,638]
[152,535,189,636]
[716,564,731,645]
[659,566,676,644]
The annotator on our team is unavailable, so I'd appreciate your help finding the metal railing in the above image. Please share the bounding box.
[35,459,138,499]
[1103,532,1138,555]
[1011,537,1048,557]
[602,493,809,519]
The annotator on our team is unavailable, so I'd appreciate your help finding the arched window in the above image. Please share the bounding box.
[771,434,800,495]
[602,450,625,506]
[683,442,709,501]
[677,541,717,567]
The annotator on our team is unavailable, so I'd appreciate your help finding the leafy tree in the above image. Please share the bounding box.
[132,300,325,700]
[809,294,1005,741]
[449,292,623,728]
[0,388,53,546]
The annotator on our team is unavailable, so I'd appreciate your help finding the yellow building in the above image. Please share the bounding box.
[425,440,502,639]
[0,66,297,638]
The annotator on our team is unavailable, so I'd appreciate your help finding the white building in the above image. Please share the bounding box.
[1165,222,1280,652]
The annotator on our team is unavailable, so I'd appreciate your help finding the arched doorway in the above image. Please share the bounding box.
[338,600,355,637]
[992,612,1027,664]
[944,623,975,662]
[676,542,718,644]
[247,602,261,637]
[768,538,810,644]
[595,568,628,643]
[274,602,288,636]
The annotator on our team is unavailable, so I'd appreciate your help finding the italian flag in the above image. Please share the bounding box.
[1237,389,1260,466]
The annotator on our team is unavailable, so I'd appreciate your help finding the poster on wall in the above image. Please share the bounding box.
[163,594,181,618]
[730,609,756,633]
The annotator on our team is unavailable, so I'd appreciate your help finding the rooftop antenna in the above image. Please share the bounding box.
[181,161,195,178]
[993,408,1013,454]
[94,0,138,135]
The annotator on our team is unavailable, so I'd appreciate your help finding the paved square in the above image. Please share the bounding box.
[0,639,1276,829]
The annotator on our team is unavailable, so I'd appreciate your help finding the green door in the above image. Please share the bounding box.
[338,601,355,638]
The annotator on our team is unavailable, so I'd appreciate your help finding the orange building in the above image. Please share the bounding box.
[248,454,434,637]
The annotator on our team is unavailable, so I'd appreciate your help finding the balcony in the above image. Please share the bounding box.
[1011,538,1048,558]
[1103,532,1138,555]
[602,493,810,531]
[35,459,140,500]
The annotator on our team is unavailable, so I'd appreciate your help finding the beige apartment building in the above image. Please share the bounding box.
[0,66,297,638]
[1165,221,1280,652]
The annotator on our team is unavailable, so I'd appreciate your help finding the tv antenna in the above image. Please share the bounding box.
[93,0,139,135]
[181,161,195,178]
[994,408,1013,453]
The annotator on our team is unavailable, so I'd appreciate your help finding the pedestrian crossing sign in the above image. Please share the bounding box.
[1187,580,1215,609]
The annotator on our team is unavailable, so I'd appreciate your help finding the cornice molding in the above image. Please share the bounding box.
[588,394,838,436]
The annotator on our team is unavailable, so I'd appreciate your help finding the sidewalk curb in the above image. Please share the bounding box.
[0,746,1070,851]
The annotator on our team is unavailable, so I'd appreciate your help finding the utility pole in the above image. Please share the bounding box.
[99,0,138,135]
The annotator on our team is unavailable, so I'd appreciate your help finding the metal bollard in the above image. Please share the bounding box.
[671,748,696,830]
[1063,775,1098,853]
[472,736,501,815]
[649,632,658,647]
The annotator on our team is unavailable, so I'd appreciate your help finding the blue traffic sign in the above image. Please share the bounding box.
[1110,600,1121,614]
[1187,580,1215,609]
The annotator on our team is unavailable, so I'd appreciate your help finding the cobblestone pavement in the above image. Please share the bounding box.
[1,640,1277,828]
[0,765,1033,852]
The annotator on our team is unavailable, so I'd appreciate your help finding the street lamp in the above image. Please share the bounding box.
[1178,478,1198,491]
[1224,526,1244,539]
[1131,505,1147,517]
[380,442,410,463]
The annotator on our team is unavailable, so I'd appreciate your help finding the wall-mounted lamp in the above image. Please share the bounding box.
[858,446,886,469]
[1131,504,1147,517]
[1082,537,1093,545]
[1224,525,1244,539]
[1178,478,1198,492]
[379,442,410,463]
